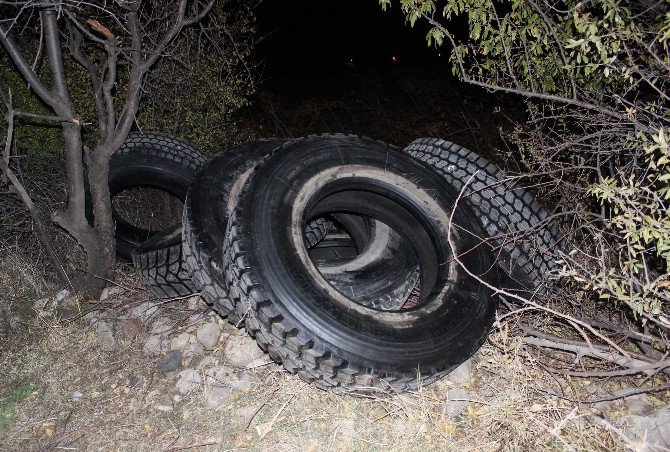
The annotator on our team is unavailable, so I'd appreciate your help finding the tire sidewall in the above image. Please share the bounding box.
[238,137,498,373]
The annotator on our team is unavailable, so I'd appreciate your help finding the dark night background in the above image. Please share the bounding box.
[239,0,520,166]
[256,0,439,72]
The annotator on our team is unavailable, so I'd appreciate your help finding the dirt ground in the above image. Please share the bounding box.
[2,262,664,451]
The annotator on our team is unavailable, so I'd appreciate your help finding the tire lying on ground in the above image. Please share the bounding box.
[132,224,194,298]
[183,139,418,319]
[224,134,499,391]
[405,137,563,295]
[107,132,207,261]
[183,139,333,321]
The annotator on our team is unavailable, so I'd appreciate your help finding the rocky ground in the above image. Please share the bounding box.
[1,279,668,451]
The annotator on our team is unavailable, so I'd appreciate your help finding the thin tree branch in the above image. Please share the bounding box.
[1,91,70,288]
[0,21,56,105]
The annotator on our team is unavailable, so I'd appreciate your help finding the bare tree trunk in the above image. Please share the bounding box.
[1,0,219,296]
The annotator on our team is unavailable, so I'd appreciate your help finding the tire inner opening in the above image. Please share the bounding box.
[305,190,441,312]
[112,186,183,234]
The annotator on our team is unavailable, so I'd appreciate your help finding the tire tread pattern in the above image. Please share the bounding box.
[132,227,195,298]
[405,138,563,292]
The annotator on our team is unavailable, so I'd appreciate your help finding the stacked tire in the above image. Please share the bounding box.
[126,133,563,392]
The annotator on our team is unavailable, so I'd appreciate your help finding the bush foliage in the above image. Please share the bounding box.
[383,0,669,332]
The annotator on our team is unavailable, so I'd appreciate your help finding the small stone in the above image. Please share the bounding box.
[196,322,221,350]
[183,342,205,361]
[446,359,472,386]
[173,395,182,403]
[130,302,159,322]
[100,286,123,302]
[72,391,83,400]
[176,369,202,395]
[154,404,173,412]
[197,356,217,369]
[54,289,70,302]
[93,320,117,351]
[204,387,232,409]
[617,409,670,447]
[144,336,163,355]
[127,375,143,389]
[245,355,272,369]
[223,334,264,367]
[187,295,202,311]
[117,318,145,340]
[170,332,192,351]
[628,399,655,416]
[158,350,183,373]
[55,307,74,319]
[150,318,173,336]
[228,374,252,393]
[188,313,206,324]
[204,365,236,386]
[443,388,469,417]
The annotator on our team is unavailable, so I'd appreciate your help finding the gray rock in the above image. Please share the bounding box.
[158,350,183,373]
[187,295,202,311]
[100,286,123,302]
[227,374,253,393]
[153,404,173,412]
[197,356,217,369]
[176,369,202,395]
[72,391,83,400]
[204,365,236,386]
[150,318,173,336]
[628,398,655,416]
[224,334,264,367]
[204,387,232,409]
[170,332,192,351]
[127,374,144,389]
[54,289,70,302]
[196,322,221,350]
[117,318,145,340]
[188,313,207,325]
[443,388,469,417]
[93,320,117,351]
[130,302,159,322]
[446,359,472,386]
[144,336,163,355]
[183,342,205,361]
[617,408,670,447]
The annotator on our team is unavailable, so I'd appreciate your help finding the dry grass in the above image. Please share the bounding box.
[0,296,637,452]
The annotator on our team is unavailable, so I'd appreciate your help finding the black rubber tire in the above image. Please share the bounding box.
[318,221,420,311]
[108,132,207,261]
[224,134,499,391]
[404,138,564,294]
[183,139,333,323]
[132,225,194,298]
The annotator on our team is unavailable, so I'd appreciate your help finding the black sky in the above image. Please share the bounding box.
[256,0,439,72]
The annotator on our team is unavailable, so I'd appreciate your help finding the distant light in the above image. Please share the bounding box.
[391,56,398,63]
[437,53,442,58]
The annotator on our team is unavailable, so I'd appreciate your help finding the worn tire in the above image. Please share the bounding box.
[108,132,207,261]
[405,138,563,294]
[132,225,194,298]
[183,139,333,323]
[224,135,499,392]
